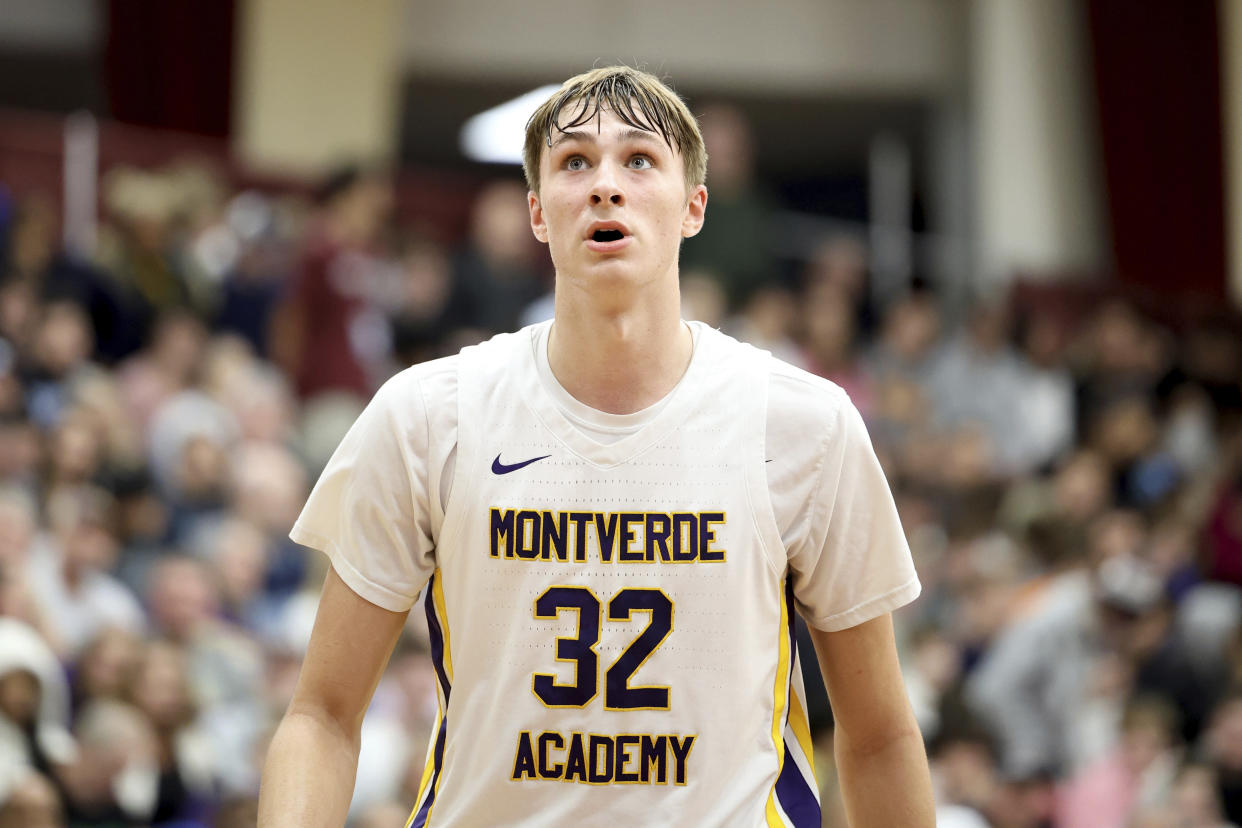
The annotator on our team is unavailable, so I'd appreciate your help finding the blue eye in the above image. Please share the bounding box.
[566,157,586,171]
[629,156,653,170]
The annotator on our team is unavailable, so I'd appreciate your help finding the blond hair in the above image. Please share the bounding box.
[523,66,707,194]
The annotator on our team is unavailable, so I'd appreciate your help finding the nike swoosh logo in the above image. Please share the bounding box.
[491,453,551,475]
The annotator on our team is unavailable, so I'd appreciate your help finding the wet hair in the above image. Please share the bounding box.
[523,66,707,193]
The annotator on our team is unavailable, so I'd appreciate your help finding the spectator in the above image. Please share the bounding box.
[21,301,95,430]
[1204,691,1242,824]
[679,104,779,308]
[800,280,872,414]
[966,535,1164,778]
[389,235,457,366]
[145,556,265,796]
[0,769,63,828]
[117,308,209,434]
[26,486,144,658]
[71,627,142,715]
[100,167,194,346]
[450,180,547,335]
[124,639,217,823]
[1056,695,1182,828]
[679,269,728,328]
[728,284,804,367]
[0,619,76,810]
[270,164,394,400]
[925,300,1027,475]
[63,698,159,823]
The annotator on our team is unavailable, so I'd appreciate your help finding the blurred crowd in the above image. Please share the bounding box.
[0,105,1240,828]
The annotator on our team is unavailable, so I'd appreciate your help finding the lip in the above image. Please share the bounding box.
[584,220,632,239]
[584,220,633,255]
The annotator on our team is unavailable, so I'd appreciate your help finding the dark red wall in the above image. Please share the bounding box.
[1087,0,1227,299]
[105,0,236,138]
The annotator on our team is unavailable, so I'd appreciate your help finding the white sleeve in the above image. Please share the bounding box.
[784,386,920,631]
[289,371,437,612]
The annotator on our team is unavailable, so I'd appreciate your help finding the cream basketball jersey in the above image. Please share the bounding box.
[291,321,921,828]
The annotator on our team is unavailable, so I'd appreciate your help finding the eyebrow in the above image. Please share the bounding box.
[549,128,666,150]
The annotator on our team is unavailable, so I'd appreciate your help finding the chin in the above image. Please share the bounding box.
[561,263,645,294]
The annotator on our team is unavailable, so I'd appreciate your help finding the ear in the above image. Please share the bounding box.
[529,190,549,244]
[681,184,708,239]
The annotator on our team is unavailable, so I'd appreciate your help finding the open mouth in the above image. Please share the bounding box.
[592,229,625,242]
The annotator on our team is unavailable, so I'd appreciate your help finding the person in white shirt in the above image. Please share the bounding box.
[258,66,933,827]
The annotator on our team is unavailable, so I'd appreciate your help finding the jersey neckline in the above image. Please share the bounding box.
[519,319,711,467]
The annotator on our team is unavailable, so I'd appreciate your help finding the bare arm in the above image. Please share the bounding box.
[810,613,935,827]
[258,567,410,827]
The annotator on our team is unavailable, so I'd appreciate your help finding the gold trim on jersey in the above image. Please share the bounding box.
[407,569,454,828]
[432,571,454,684]
[764,578,792,827]
[406,710,441,828]
[788,685,816,779]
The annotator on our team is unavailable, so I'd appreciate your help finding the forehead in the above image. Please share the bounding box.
[548,101,673,151]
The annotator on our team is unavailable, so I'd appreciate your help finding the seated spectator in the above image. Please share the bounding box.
[1056,695,1182,828]
[124,639,216,823]
[26,486,144,658]
[0,769,62,828]
[801,233,876,337]
[925,301,1028,476]
[20,301,95,430]
[62,698,159,823]
[728,285,804,367]
[1203,691,1242,825]
[800,281,872,414]
[117,308,209,434]
[679,269,727,329]
[2,193,140,363]
[0,620,76,804]
[71,627,142,716]
[145,556,266,796]
[1129,762,1234,828]
[1012,307,1076,472]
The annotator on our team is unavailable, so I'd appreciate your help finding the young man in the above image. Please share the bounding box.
[258,66,934,827]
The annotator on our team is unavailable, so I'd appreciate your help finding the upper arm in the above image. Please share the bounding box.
[290,371,440,612]
[773,379,919,630]
[287,567,411,734]
[808,613,920,752]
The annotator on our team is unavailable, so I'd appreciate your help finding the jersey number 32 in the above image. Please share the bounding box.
[532,586,673,711]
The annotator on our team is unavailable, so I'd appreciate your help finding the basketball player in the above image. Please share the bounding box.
[258,67,934,827]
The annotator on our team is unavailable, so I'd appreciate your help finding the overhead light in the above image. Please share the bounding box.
[460,84,561,165]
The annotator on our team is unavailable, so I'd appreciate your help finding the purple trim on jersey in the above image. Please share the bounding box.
[785,577,797,671]
[775,738,820,827]
[413,578,451,828]
[411,715,448,828]
[776,577,821,827]
[425,575,452,700]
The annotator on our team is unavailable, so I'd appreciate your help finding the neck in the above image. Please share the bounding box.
[547,273,692,414]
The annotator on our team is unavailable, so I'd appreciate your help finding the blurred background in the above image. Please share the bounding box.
[0,1,1240,826]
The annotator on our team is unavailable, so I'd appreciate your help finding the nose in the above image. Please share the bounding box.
[589,160,625,206]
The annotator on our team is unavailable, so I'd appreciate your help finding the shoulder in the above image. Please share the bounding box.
[688,324,856,445]
[376,354,460,409]
[368,324,543,430]
[766,354,854,442]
